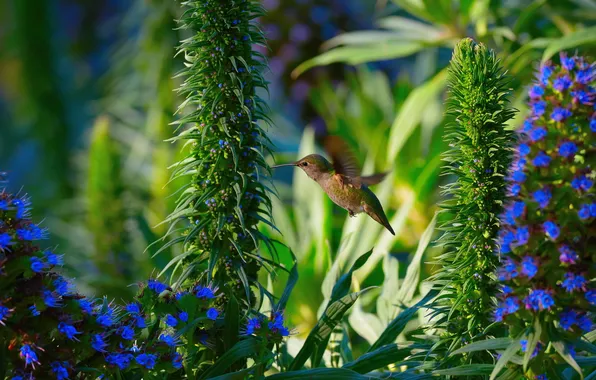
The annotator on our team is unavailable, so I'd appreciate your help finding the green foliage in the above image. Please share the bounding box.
[431,38,516,367]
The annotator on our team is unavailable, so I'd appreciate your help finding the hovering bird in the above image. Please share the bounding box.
[272,136,395,235]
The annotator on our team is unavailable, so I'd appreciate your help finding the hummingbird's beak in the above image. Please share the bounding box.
[271,162,297,168]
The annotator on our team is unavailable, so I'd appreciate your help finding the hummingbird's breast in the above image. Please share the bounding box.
[320,175,367,214]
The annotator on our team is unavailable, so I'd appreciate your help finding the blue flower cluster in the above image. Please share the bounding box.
[244,311,291,343]
[0,179,236,379]
[495,53,595,362]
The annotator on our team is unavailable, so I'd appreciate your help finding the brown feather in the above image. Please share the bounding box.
[359,172,389,186]
[323,135,361,178]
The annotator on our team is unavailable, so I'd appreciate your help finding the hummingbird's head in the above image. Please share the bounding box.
[272,154,332,181]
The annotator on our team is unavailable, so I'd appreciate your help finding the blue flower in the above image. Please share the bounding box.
[510,184,521,196]
[19,344,40,367]
[53,277,73,296]
[16,224,47,241]
[578,204,591,220]
[550,107,572,122]
[576,67,595,84]
[532,188,551,209]
[561,53,576,71]
[0,232,12,250]
[120,325,135,340]
[195,285,215,299]
[0,199,8,210]
[586,290,596,305]
[91,334,108,352]
[498,257,519,281]
[499,231,516,253]
[135,315,146,328]
[543,221,560,239]
[512,170,527,183]
[561,273,587,292]
[531,101,547,116]
[520,339,542,358]
[529,127,547,142]
[523,119,533,132]
[518,143,531,156]
[571,90,592,104]
[571,175,593,191]
[125,303,140,314]
[29,305,40,316]
[79,299,95,314]
[553,75,572,92]
[521,256,538,278]
[533,152,551,167]
[179,311,189,322]
[30,257,45,273]
[515,226,530,246]
[96,309,115,328]
[159,334,180,347]
[58,322,81,341]
[559,245,578,264]
[590,118,596,132]
[578,314,592,331]
[524,289,554,311]
[43,250,63,266]
[147,279,168,293]
[106,353,133,370]
[540,65,553,85]
[511,201,526,218]
[206,308,219,320]
[175,291,188,300]
[0,304,13,325]
[246,317,261,334]
[135,353,158,369]
[13,197,31,219]
[558,141,578,158]
[172,352,183,369]
[559,310,578,330]
[165,314,178,327]
[50,361,69,380]
[529,85,544,98]
[42,289,62,308]
[503,297,520,314]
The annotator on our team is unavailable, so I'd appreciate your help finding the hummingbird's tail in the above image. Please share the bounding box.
[363,203,395,235]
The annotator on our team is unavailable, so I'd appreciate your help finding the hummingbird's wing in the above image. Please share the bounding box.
[360,172,390,186]
[323,135,361,179]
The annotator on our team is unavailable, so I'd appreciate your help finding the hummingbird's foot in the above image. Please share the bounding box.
[348,210,355,217]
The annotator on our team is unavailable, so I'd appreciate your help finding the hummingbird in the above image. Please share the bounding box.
[272,136,395,235]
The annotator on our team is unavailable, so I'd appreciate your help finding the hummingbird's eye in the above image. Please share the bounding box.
[302,162,308,167]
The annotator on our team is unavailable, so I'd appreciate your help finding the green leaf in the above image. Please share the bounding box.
[208,367,255,380]
[542,26,596,62]
[451,337,512,355]
[224,295,239,351]
[434,364,495,376]
[490,340,522,380]
[343,342,426,373]
[523,318,542,372]
[292,42,426,78]
[198,338,262,380]
[276,262,298,311]
[267,368,370,379]
[289,289,372,371]
[368,288,438,352]
[553,340,583,379]
[330,250,373,303]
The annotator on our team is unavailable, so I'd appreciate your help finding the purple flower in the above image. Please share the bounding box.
[106,353,133,370]
[559,245,578,264]
[533,152,551,167]
[58,322,81,341]
[147,279,168,294]
[558,141,578,158]
[524,289,555,311]
[165,314,178,327]
[19,344,40,368]
[529,85,544,98]
[532,188,551,209]
[50,361,69,380]
[206,308,219,320]
[550,107,572,122]
[561,273,587,292]
[553,75,572,92]
[543,221,560,239]
[30,257,45,273]
[135,353,158,369]
[521,256,538,278]
[0,233,12,250]
[529,127,547,142]
[91,334,108,352]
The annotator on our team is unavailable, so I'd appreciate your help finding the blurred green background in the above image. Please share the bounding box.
[1,0,595,361]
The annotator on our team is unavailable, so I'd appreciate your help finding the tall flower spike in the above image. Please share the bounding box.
[496,52,595,375]
[169,0,277,356]
[431,38,516,367]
